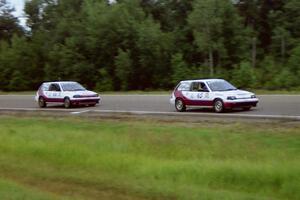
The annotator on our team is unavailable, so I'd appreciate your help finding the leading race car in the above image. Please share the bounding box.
[170,79,259,112]
[35,81,101,108]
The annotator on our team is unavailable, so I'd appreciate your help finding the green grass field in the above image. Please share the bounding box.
[0,116,299,200]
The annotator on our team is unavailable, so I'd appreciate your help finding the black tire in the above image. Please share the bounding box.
[243,106,251,111]
[214,99,224,113]
[38,96,46,108]
[64,97,72,108]
[175,98,186,112]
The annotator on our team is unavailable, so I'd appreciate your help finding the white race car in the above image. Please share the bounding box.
[170,79,259,112]
[35,81,101,108]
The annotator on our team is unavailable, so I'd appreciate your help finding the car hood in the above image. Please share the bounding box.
[72,90,98,96]
[220,90,254,98]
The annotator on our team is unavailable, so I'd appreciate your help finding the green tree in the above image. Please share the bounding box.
[115,49,132,90]
[2,0,300,92]
[95,68,113,91]
[284,0,300,40]
[273,68,297,89]
[257,56,278,89]
[171,53,192,84]
[189,0,232,76]
[0,0,23,42]
[0,35,39,90]
[140,0,193,31]
[136,19,173,89]
[232,61,256,89]
[287,45,300,86]
[24,0,44,31]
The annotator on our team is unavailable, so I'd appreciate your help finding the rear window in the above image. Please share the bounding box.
[177,82,190,91]
[40,83,50,91]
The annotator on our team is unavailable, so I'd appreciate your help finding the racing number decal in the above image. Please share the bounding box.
[197,93,203,99]
[44,91,61,98]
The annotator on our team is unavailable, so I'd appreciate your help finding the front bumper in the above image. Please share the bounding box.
[224,99,258,108]
[70,97,100,105]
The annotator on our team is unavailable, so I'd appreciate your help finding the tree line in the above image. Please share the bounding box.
[0,0,300,91]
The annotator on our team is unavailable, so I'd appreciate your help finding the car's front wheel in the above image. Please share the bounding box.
[175,98,186,112]
[214,99,224,113]
[64,97,72,108]
[38,97,46,108]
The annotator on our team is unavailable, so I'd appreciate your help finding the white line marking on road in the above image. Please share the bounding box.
[70,110,90,115]
[0,95,34,97]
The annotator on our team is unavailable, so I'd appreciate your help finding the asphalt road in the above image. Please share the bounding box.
[0,94,299,117]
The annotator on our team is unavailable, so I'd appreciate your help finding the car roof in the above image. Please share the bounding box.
[180,79,225,83]
[43,81,78,85]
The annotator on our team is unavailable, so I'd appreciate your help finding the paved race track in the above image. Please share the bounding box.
[0,94,299,117]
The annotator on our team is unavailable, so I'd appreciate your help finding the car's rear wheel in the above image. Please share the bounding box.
[64,97,72,108]
[214,99,224,113]
[38,97,46,108]
[175,99,186,112]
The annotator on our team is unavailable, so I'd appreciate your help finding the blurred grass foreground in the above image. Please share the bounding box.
[0,116,299,200]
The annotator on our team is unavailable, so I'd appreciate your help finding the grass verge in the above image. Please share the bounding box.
[0,116,299,199]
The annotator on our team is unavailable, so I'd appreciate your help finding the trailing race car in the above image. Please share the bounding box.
[170,79,259,112]
[35,81,100,108]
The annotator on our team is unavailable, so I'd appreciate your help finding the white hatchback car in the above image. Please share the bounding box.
[170,79,259,112]
[35,81,101,108]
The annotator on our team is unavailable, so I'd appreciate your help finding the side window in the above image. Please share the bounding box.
[177,82,190,91]
[191,82,200,91]
[191,82,209,92]
[49,84,61,92]
[201,82,209,91]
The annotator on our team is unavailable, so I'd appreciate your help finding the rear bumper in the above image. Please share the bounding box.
[170,97,175,105]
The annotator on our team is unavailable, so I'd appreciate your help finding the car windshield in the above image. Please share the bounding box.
[61,82,86,91]
[207,80,237,91]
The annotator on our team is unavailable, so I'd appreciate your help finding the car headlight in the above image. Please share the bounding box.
[251,95,256,98]
[227,96,237,100]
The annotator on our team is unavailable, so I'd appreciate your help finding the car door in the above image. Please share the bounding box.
[187,82,211,106]
[46,83,63,102]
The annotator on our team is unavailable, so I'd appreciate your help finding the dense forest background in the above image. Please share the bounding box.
[0,0,300,91]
